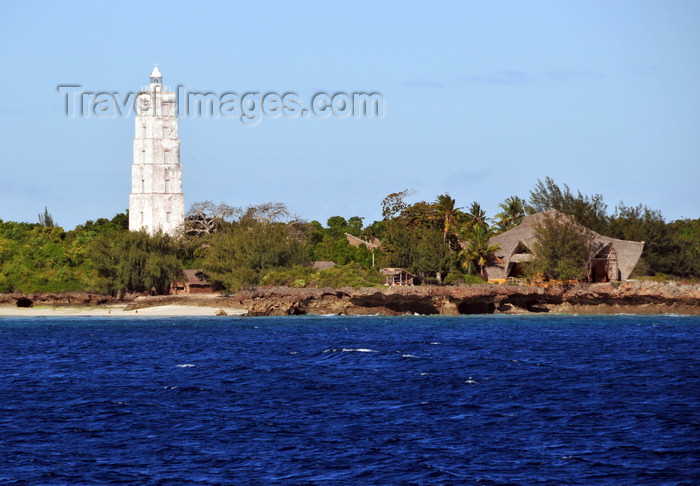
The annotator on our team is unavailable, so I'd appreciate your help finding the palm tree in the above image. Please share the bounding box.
[459,224,500,278]
[464,201,487,231]
[434,193,460,242]
[494,196,526,233]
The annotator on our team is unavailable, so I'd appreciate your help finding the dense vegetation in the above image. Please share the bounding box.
[0,178,697,294]
[530,211,605,282]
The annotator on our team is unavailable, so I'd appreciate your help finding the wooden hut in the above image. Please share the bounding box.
[380,268,420,286]
[171,269,213,294]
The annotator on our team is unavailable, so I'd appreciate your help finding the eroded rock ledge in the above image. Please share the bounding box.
[2,281,697,316]
[226,281,700,316]
[0,292,135,307]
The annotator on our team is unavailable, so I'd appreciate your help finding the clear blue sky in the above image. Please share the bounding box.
[1,1,698,229]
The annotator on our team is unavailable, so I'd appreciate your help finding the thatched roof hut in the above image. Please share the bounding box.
[311,261,336,271]
[345,233,380,250]
[484,209,644,282]
[380,268,420,286]
[172,269,213,294]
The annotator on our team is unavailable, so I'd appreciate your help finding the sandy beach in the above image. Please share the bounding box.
[0,304,248,317]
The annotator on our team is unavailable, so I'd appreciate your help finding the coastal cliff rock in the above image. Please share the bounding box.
[227,281,700,316]
[2,281,697,315]
[0,292,138,307]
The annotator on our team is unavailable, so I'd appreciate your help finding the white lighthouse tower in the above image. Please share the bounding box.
[129,66,184,235]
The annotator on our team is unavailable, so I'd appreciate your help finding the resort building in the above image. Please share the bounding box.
[129,67,185,235]
[484,209,645,282]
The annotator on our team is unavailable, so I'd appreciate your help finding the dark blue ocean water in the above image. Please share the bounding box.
[0,315,698,485]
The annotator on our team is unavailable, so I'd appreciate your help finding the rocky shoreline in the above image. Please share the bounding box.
[225,281,700,316]
[1,281,698,316]
[0,292,136,307]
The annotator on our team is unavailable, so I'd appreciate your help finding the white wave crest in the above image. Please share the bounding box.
[323,347,376,353]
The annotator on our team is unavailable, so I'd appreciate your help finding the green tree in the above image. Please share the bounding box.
[347,216,364,235]
[668,218,700,279]
[362,220,386,241]
[531,212,604,282]
[306,216,377,268]
[90,229,183,295]
[412,228,452,284]
[528,177,608,233]
[397,201,442,230]
[326,216,349,237]
[459,225,500,278]
[494,196,526,233]
[381,189,415,220]
[202,217,310,292]
[38,207,55,228]
[434,193,460,242]
[382,220,418,270]
[0,223,101,293]
[111,211,129,230]
[463,201,487,231]
[383,220,452,284]
[607,203,680,276]
[313,234,351,263]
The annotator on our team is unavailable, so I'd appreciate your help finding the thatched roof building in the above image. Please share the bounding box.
[345,233,380,250]
[380,268,420,286]
[311,261,336,271]
[171,269,213,294]
[484,209,644,282]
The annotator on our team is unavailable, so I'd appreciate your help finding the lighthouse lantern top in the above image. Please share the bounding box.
[150,66,162,85]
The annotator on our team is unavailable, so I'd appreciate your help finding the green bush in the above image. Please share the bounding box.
[444,271,485,285]
[463,273,486,285]
[202,218,310,292]
[261,263,382,289]
[90,229,183,295]
[312,263,382,288]
[260,266,314,287]
[444,272,464,285]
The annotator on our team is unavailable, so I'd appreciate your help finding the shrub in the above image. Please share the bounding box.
[312,263,383,288]
[463,273,486,285]
[261,263,382,288]
[260,266,314,287]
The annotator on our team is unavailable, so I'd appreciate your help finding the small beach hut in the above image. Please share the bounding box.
[171,269,213,294]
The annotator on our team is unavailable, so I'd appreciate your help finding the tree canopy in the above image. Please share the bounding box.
[531,212,604,282]
[0,178,697,295]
